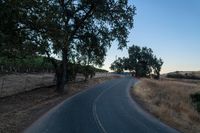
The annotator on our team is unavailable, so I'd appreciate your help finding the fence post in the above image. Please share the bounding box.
[0,65,3,72]
[24,76,27,91]
[1,78,5,97]
[42,74,44,86]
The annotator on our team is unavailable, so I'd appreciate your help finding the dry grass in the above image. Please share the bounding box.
[0,73,112,98]
[132,78,200,133]
[0,73,55,98]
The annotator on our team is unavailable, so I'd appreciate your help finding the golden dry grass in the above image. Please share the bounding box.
[132,78,200,133]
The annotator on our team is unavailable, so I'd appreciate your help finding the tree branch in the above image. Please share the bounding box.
[68,4,96,43]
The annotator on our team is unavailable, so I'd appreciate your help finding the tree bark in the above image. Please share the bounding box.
[55,48,68,93]
[55,64,63,93]
[45,50,65,93]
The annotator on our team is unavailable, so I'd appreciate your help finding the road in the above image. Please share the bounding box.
[25,77,180,133]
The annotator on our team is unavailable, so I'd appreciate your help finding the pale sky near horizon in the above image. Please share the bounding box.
[102,0,200,73]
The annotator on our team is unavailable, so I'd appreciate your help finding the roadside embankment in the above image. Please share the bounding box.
[132,78,200,133]
[0,72,114,98]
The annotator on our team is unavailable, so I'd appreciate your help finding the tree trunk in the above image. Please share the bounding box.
[55,64,62,93]
[84,74,89,82]
[155,71,160,80]
[56,48,68,93]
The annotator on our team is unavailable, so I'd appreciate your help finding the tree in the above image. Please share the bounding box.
[58,0,135,92]
[128,45,142,76]
[76,32,106,81]
[152,57,163,79]
[128,45,156,77]
[110,57,124,73]
[0,0,136,92]
[36,0,136,92]
[0,0,39,59]
[110,45,164,79]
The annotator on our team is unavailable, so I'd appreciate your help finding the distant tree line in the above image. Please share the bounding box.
[0,56,54,73]
[110,45,163,79]
[190,92,200,113]
[0,0,136,92]
[167,71,200,80]
[0,56,108,81]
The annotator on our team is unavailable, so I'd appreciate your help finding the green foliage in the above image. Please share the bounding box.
[0,0,40,58]
[94,68,108,73]
[0,55,107,82]
[110,57,124,73]
[0,56,54,73]
[167,71,200,80]
[0,0,136,92]
[110,45,163,78]
[190,92,200,113]
[66,63,107,82]
[76,32,106,67]
[82,65,95,81]
[128,45,163,78]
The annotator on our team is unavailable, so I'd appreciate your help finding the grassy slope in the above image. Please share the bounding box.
[132,78,200,133]
[166,71,200,80]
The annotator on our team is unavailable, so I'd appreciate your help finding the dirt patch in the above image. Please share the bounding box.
[0,76,119,133]
[132,78,200,133]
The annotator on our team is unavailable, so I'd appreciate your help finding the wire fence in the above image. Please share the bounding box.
[0,73,115,98]
[0,73,55,98]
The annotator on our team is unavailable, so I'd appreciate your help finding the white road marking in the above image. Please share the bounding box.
[92,80,123,133]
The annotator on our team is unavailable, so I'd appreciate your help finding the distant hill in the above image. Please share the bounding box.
[166,71,200,80]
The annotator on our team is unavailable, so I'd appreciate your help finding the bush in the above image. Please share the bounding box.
[167,72,200,80]
[190,92,200,113]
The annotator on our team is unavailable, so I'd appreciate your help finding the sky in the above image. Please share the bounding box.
[102,0,200,73]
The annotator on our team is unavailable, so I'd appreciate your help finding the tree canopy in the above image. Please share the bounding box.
[0,0,136,92]
[110,57,124,73]
[110,45,163,79]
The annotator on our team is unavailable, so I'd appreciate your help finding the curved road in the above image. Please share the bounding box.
[25,77,180,133]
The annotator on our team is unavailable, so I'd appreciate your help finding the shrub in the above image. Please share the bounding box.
[190,92,200,113]
[167,72,200,80]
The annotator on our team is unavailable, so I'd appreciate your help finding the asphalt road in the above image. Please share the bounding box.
[25,77,180,133]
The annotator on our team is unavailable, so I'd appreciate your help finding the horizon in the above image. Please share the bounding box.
[101,0,200,74]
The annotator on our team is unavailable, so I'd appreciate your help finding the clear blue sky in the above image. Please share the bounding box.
[102,0,200,73]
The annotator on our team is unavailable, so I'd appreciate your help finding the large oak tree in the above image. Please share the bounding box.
[0,0,136,92]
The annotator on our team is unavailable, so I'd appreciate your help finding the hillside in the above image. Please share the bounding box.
[165,71,200,80]
[132,78,200,133]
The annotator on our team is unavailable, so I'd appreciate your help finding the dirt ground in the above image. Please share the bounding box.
[0,76,118,133]
[132,78,200,133]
